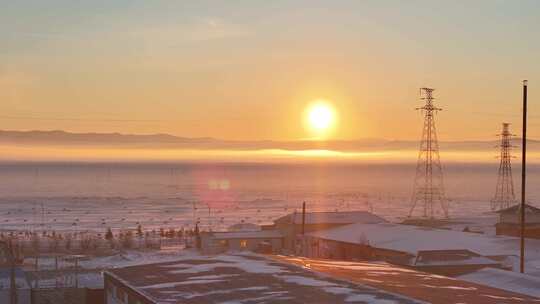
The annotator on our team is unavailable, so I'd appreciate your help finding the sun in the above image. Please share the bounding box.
[305,100,336,136]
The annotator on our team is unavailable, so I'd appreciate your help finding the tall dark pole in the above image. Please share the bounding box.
[301,202,306,235]
[520,80,528,274]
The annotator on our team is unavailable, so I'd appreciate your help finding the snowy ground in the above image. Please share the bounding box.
[1,161,537,234]
[0,196,503,235]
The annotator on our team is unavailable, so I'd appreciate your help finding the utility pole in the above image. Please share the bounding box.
[520,80,528,273]
[301,202,306,236]
[409,88,449,219]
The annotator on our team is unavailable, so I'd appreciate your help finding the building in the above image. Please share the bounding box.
[273,211,387,253]
[199,230,283,254]
[301,233,413,264]
[302,222,520,274]
[495,204,540,239]
[104,254,420,304]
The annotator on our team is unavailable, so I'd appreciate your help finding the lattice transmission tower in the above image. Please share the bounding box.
[491,123,516,210]
[409,88,449,219]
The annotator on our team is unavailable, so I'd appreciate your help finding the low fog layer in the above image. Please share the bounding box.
[0,130,537,163]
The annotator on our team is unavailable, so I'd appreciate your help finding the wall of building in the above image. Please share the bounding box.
[300,236,412,265]
[500,213,540,224]
[105,273,151,304]
[496,223,540,239]
[200,235,283,254]
[31,288,86,304]
[275,223,354,254]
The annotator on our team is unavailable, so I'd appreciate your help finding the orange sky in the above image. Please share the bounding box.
[1,1,539,141]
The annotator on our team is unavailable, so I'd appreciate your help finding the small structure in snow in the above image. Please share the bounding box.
[495,204,540,239]
[413,249,506,276]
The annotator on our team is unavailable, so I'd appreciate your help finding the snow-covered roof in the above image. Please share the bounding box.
[415,256,498,266]
[105,254,418,304]
[210,230,283,240]
[227,223,261,232]
[414,250,500,266]
[496,203,540,214]
[275,211,386,225]
[275,256,540,304]
[458,268,540,298]
[307,222,540,256]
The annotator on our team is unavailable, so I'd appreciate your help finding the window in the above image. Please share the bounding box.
[240,240,247,248]
[214,239,228,247]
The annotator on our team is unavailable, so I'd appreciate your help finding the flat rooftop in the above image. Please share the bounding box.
[274,256,540,304]
[458,267,540,298]
[106,254,420,304]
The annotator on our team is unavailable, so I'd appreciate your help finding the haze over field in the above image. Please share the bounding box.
[0,129,539,163]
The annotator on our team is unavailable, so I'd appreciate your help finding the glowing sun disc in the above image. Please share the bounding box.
[307,102,335,131]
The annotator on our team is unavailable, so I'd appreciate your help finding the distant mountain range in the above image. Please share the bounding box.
[0,130,537,151]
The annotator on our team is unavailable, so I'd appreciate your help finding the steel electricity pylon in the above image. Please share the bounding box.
[491,123,516,211]
[409,88,449,219]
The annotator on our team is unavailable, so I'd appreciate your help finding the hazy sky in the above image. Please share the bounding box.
[1,1,539,141]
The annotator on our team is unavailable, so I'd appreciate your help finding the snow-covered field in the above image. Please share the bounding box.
[1,161,533,233]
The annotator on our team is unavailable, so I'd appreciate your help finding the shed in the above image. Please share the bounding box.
[495,204,540,239]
